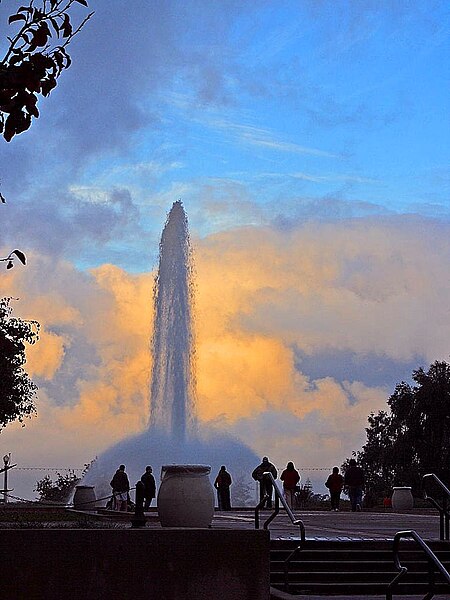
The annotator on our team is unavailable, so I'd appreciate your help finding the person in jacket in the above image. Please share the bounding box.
[252,456,278,509]
[344,458,364,512]
[110,464,130,512]
[214,465,232,510]
[140,465,156,510]
[325,466,344,511]
[280,461,301,509]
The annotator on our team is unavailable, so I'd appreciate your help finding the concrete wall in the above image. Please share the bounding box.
[3,528,270,600]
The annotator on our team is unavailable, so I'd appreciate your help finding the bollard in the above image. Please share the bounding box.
[131,480,146,528]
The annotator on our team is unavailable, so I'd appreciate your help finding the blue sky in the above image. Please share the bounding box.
[0,1,449,490]
[1,0,449,271]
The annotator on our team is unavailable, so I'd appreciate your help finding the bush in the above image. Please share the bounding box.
[35,471,80,503]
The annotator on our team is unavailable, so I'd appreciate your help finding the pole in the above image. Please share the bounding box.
[1,454,16,504]
[4,464,7,503]
[3,454,11,503]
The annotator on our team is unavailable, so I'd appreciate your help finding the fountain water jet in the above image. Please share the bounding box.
[149,200,196,440]
[83,201,258,503]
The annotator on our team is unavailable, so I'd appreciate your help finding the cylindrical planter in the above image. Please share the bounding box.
[157,464,214,527]
[391,487,414,511]
[73,485,96,510]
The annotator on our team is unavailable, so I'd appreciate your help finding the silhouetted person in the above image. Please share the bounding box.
[140,465,156,510]
[325,466,344,511]
[110,464,130,512]
[214,465,232,510]
[252,456,277,509]
[344,458,364,512]
[280,461,301,509]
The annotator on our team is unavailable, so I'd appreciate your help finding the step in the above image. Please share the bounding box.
[270,539,450,553]
[271,550,450,564]
[272,571,450,584]
[270,539,450,595]
[272,582,450,595]
[271,560,450,573]
[271,549,450,557]
[271,560,395,572]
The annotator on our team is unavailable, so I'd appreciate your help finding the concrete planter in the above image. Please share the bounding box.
[157,464,214,527]
[73,485,97,510]
[391,486,414,511]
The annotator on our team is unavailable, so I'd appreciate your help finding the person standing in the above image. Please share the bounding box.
[325,466,344,511]
[280,461,301,509]
[344,458,364,512]
[252,456,278,509]
[214,465,232,510]
[140,465,156,510]
[110,464,130,512]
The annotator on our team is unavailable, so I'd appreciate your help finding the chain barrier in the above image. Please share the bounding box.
[3,487,136,508]
[15,466,333,472]
[15,467,85,472]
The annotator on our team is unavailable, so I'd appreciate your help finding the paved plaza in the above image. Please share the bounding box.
[212,508,444,541]
[93,506,446,543]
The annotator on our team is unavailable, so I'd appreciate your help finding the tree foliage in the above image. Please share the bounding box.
[296,478,314,508]
[231,474,253,507]
[35,470,80,502]
[35,459,96,502]
[0,297,39,429]
[356,361,450,501]
[0,0,93,141]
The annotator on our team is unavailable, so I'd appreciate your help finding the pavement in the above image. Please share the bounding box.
[81,506,445,542]
[212,508,444,541]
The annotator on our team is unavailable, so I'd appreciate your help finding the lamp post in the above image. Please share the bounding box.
[0,453,16,504]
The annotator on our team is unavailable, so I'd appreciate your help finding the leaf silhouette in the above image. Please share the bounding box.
[8,13,27,24]
[11,250,26,265]
[1,0,92,141]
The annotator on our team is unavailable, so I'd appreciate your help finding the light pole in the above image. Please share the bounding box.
[0,453,16,503]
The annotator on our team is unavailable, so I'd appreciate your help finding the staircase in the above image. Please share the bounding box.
[270,539,450,596]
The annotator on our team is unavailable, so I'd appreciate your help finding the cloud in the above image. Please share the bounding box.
[203,119,338,158]
[195,217,450,364]
[0,214,448,496]
[1,186,142,268]
[230,378,388,471]
[290,172,380,185]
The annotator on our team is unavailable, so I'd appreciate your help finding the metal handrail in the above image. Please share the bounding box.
[254,472,306,593]
[254,472,306,540]
[254,493,269,529]
[386,529,450,600]
[423,473,450,540]
[283,542,305,592]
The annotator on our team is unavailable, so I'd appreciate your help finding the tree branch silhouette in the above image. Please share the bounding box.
[0,0,93,142]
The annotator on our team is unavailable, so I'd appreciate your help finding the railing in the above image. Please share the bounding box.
[254,472,306,593]
[254,472,305,541]
[283,541,306,592]
[386,529,450,600]
[423,473,450,541]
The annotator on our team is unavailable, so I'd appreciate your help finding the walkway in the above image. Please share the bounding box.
[95,507,444,541]
[213,509,443,541]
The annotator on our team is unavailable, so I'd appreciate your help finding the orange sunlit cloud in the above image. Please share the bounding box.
[0,217,449,472]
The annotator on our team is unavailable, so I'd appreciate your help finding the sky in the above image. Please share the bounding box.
[0,0,449,498]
